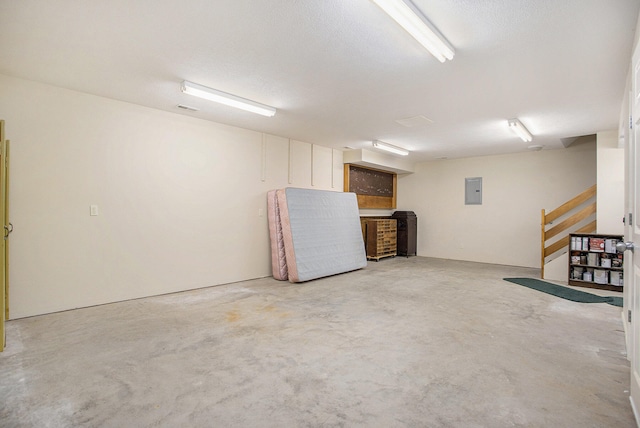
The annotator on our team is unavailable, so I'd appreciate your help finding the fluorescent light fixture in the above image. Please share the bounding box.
[372,140,409,156]
[371,0,455,62]
[508,118,533,142]
[181,80,276,117]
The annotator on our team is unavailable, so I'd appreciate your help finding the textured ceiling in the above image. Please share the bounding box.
[0,0,638,161]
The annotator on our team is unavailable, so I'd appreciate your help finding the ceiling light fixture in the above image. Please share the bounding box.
[371,0,455,62]
[181,80,276,117]
[372,140,409,156]
[508,118,533,142]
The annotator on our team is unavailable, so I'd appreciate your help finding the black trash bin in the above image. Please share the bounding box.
[391,211,417,257]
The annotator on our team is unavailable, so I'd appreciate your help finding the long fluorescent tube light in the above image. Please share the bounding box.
[372,140,409,156]
[507,119,533,142]
[181,81,276,117]
[371,0,455,62]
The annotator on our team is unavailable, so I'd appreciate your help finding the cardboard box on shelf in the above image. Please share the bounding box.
[605,239,618,253]
[610,271,623,286]
[594,269,608,285]
[572,266,585,279]
[589,238,605,252]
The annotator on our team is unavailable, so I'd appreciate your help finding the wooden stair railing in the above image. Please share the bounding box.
[541,184,597,278]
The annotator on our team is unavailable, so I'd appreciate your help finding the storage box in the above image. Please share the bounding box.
[612,255,623,268]
[587,253,599,266]
[571,236,583,250]
[589,238,605,252]
[572,267,584,279]
[600,258,611,268]
[594,269,608,284]
[583,271,593,281]
[610,271,622,286]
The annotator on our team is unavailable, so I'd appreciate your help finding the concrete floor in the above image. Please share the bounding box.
[0,257,634,427]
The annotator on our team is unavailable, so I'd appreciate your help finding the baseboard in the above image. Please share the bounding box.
[630,396,640,428]
[631,371,640,428]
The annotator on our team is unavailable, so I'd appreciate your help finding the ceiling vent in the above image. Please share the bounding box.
[395,115,433,128]
[177,104,199,112]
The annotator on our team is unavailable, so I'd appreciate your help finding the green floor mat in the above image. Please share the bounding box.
[504,277,622,307]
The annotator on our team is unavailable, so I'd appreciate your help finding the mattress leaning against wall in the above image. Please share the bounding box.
[272,187,367,283]
[267,189,288,281]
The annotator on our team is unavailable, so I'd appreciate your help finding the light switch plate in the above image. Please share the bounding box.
[90,205,99,216]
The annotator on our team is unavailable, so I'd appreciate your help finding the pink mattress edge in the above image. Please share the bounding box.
[267,190,288,281]
[276,189,300,283]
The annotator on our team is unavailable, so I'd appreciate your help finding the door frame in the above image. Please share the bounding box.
[627,37,640,423]
[0,120,5,352]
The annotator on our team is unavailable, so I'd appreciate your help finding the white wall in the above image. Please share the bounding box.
[397,143,596,268]
[596,130,625,235]
[0,74,343,318]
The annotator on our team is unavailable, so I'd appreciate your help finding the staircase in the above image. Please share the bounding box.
[540,185,597,278]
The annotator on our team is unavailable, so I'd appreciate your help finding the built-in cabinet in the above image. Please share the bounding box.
[568,233,623,291]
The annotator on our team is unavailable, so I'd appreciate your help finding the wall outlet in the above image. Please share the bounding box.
[90,205,99,216]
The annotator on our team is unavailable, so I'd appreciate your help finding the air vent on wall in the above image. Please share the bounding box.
[177,104,199,112]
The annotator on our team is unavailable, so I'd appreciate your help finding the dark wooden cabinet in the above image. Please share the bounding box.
[392,211,416,256]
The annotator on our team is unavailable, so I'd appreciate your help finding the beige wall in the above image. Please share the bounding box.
[397,143,597,268]
[0,74,343,318]
[0,72,616,317]
[596,130,625,235]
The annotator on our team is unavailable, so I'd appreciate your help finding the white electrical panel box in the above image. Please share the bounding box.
[465,177,482,205]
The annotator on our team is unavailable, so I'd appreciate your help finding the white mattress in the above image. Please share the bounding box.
[275,187,366,283]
